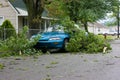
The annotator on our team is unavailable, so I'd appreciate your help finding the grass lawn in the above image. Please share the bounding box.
[98,34,117,41]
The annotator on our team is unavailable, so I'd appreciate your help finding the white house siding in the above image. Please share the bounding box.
[88,26,109,34]
[88,23,109,34]
[0,0,17,30]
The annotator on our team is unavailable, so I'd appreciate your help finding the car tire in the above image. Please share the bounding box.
[42,49,47,53]
[60,39,69,52]
[64,39,69,49]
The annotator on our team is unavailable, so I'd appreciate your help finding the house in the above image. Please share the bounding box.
[88,22,110,34]
[88,22,120,35]
[0,0,51,33]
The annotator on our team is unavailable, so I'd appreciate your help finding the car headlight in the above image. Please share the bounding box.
[49,37,61,40]
[30,34,41,41]
[30,36,36,41]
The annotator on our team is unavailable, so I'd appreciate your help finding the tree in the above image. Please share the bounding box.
[23,0,44,30]
[104,0,120,26]
[64,0,119,32]
[14,0,119,33]
[45,0,67,19]
[111,0,120,38]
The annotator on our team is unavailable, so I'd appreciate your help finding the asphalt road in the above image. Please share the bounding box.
[0,39,120,80]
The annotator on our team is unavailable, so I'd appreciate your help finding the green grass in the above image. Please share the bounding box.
[45,65,57,69]
[50,61,59,65]
[98,35,117,40]
[0,63,4,70]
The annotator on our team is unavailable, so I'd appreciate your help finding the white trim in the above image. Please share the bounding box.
[16,13,18,33]
[41,17,59,20]
[7,1,18,14]
[18,14,28,16]
[44,20,47,32]
[8,1,18,33]
[0,16,4,25]
[16,7,28,16]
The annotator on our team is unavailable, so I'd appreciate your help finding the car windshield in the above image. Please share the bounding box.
[46,24,64,32]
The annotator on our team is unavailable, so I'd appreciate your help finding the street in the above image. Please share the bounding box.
[0,39,120,80]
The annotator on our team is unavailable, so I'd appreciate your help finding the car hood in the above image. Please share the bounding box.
[39,31,68,41]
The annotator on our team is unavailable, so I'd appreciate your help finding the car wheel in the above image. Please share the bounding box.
[41,49,47,53]
[64,39,69,49]
[60,39,69,52]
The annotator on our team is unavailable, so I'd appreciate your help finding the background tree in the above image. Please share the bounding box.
[64,0,119,32]
[13,0,119,33]
[105,1,120,26]
[45,0,67,19]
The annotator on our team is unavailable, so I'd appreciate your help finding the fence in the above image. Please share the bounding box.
[0,28,42,40]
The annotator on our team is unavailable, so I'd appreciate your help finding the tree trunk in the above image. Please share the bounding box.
[83,21,89,32]
[23,0,44,35]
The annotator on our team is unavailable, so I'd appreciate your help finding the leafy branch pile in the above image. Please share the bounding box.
[61,18,111,53]
[0,26,41,57]
[66,31,111,53]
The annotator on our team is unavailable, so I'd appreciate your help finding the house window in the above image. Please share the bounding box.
[0,16,4,25]
[23,17,28,26]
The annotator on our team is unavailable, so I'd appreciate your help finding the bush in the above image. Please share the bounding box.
[0,26,41,56]
[66,31,111,53]
[0,20,16,40]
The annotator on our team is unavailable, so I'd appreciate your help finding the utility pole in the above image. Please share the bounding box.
[117,4,120,38]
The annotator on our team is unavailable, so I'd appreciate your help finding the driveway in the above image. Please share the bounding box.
[0,39,120,80]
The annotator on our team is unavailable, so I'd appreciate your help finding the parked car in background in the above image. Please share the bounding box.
[98,31,117,36]
[108,31,117,36]
[31,24,70,52]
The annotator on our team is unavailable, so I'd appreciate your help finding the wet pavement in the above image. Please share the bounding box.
[0,39,120,80]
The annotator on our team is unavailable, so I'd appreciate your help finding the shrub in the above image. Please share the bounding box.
[0,20,16,40]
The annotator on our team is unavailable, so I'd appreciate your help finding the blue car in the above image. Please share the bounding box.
[33,24,70,51]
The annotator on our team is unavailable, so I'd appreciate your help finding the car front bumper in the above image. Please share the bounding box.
[35,40,64,49]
